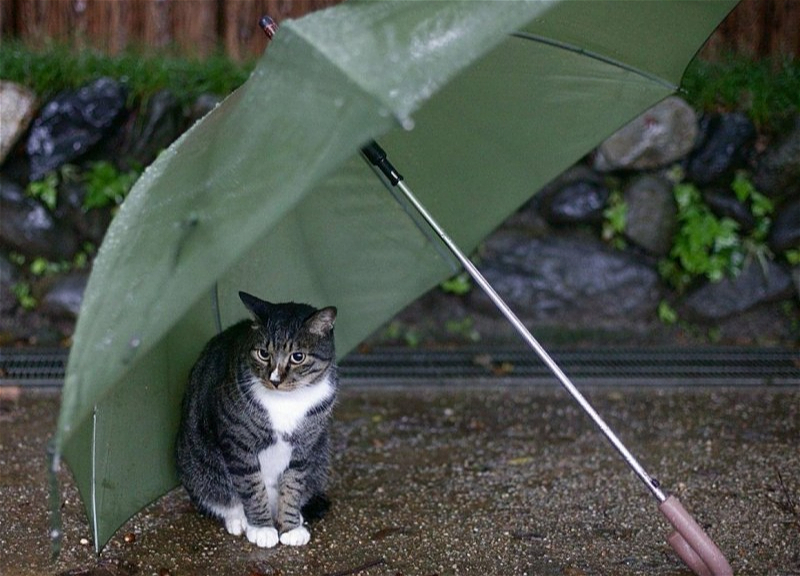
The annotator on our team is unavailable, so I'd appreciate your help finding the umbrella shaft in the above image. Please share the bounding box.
[393,178,667,504]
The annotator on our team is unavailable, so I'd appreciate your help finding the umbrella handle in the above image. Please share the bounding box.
[659,496,733,576]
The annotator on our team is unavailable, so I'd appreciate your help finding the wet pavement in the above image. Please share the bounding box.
[1,381,799,576]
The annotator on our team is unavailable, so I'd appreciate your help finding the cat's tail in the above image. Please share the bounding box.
[301,494,331,524]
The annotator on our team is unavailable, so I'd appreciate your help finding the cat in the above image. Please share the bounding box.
[175,291,337,548]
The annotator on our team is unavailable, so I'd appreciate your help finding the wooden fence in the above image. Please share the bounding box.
[700,0,800,60]
[0,0,344,60]
[1,0,798,61]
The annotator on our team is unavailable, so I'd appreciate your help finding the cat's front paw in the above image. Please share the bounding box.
[280,525,310,546]
[246,525,279,548]
[224,514,248,536]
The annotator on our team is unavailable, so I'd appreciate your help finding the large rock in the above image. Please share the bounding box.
[686,113,755,186]
[594,96,698,172]
[753,115,800,199]
[0,253,21,313]
[0,176,79,260]
[682,260,794,321]
[474,232,662,327]
[189,93,223,124]
[41,273,89,319]
[0,81,38,165]
[123,89,184,167]
[768,198,800,253]
[57,180,114,245]
[26,77,128,181]
[793,267,800,301]
[703,189,756,232]
[536,165,608,225]
[623,175,676,256]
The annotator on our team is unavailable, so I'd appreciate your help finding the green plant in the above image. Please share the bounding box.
[11,282,37,310]
[732,171,775,273]
[658,173,775,293]
[83,161,140,210]
[681,56,800,133]
[30,257,65,276]
[383,320,421,348]
[0,40,254,108]
[26,172,59,210]
[440,272,472,296]
[659,181,743,292]
[444,317,480,342]
[657,300,678,325]
[732,172,774,236]
[601,189,628,250]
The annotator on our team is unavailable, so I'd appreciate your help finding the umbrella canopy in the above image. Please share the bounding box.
[55,0,737,552]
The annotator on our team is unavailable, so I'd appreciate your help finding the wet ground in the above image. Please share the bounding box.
[2,382,799,576]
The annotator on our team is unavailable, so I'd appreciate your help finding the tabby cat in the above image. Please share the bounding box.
[175,291,337,548]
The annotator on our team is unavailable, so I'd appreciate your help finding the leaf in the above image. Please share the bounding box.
[26,173,59,210]
[658,301,678,324]
[440,272,472,296]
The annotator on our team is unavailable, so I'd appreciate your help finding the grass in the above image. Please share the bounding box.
[2,41,798,130]
[680,54,800,133]
[0,40,256,107]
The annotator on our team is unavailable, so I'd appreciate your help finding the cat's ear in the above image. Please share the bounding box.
[239,291,271,319]
[305,307,337,336]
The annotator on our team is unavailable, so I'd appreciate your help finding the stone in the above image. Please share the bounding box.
[703,189,756,232]
[189,93,223,124]
[753,115,800,199]
[0,81,38,165]
[0,176,79,260]
[58,180,114,245]
[682,260,794,321]
[26,77,128,181]
[124,89,184,167]
[0,253,21,313]
[594,96,698,172]
[768,198,800,253]
[686,113,755,186]
[41,273,89,319]
[623,175,676,256]
[537,165,608,225]
[474,232,662,327]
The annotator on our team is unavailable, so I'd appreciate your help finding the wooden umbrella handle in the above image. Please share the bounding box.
[659,495,733,576]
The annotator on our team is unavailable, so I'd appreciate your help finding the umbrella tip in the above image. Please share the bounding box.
[259,15,278,40]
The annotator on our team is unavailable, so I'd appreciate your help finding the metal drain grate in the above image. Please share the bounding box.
[1,346,798,388]
[0,348,69,387]
[339,347,800,386]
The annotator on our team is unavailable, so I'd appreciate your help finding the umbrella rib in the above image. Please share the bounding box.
[91,405,100,552]
[211,282,223,334]
[511,32,678,91]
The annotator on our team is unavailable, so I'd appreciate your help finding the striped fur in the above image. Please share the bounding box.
[176,292,337,548]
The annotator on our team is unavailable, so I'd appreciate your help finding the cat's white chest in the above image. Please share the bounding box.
[258,439,292,521]
[252,375,334,436]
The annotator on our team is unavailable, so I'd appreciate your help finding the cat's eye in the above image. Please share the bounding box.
[253,348,270,364]
[289,352,306,364]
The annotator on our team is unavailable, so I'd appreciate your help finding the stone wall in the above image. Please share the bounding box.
[0,79,798,347]
[383,98,800,347]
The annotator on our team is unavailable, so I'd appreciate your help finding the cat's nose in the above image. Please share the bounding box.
[269,368,283,386]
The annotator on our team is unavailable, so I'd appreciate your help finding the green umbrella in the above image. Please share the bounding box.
[54,0,737,571]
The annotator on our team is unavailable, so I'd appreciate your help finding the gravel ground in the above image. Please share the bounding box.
[1,383,799,576]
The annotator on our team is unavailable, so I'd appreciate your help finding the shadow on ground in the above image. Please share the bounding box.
[2,384,799,575]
